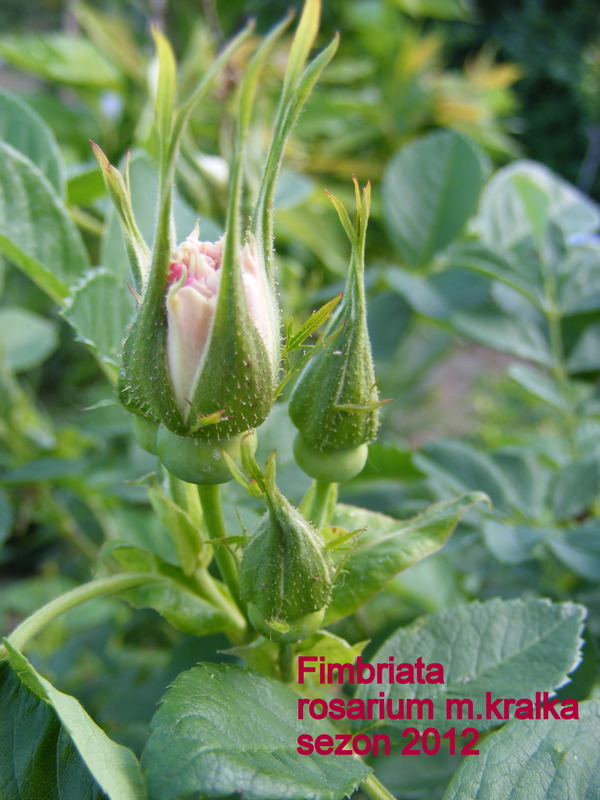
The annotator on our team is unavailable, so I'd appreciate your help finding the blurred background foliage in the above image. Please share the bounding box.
[1,0,599,783]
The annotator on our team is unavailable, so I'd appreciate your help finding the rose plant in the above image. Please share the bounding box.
[0,2,598,800]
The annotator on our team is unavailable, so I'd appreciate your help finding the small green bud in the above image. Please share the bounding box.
[239,470,331,627]
[156,427,257,485]
[289,180,381,474]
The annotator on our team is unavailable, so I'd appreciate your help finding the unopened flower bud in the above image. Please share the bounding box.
[240,483,331,631]
[118,227,280,447]
[165,232,278,424]
[289,180,381,482]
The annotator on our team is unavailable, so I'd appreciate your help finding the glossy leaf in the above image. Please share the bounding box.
[443,700,600,800]
[325,493,487,623]
[142,663,370,800]
[355,598,585,735]
[383,130,484,267]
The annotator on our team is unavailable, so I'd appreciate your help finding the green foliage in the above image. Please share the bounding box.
[142,663,370,800]
[1,644,146,800]
[443,700,600,800]
[325,494,487,623]
[382,130,484,267]
[355,599,585,736]
[0,4,599,800]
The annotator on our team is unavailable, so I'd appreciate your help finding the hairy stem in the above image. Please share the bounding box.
[302,480,338,528]
[197,483,242,608]
[279,642,295,683]
[193,567,246,639]
[361,774,397,800]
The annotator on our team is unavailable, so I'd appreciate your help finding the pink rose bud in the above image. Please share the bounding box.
[166,232,276,421]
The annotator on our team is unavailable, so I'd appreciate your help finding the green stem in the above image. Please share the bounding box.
[196,483,242,607]
[2,573,153,655]
[193,567,246,638]
[279,642,294,683]
[361,774,397,800]
[307,481,338,529]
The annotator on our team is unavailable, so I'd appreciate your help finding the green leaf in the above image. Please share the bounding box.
[384,266,449,318]
[508,363,568,411]
[142,663,370,800]
[473,160,600,257]
[551,460,600,521]
[0,662,102,800]
[512,173,551,249]
[2,643,147,800]
[61,268,134,370]
[72,3,145,83]
[567,322,600,373]
[355,599,585,736]
[382,130,484,267]
[0,489,13,547]
[450,309,552,365]
[0,143,90,303]
[325,493,487,623]
[295,631,367,687]
[0,90,64,195]
[558,244,600,315]
[442,700,600,800]
[286,292,342,351]
[66,165,105,206]
[151,28,177,147]
[282,0,320,98]
[147,483,205,575]
[101,543,232,636]
[0,457,84,486]
[547,521,600,581]
[415,439,520,515]
[443,240,542,307]
[396,0,473,20]
[354,441,424,482]
[482,520,546,564]
[0,307,59,372]
[0,33,122,89]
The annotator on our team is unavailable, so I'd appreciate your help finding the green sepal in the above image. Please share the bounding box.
[117,245,178,427]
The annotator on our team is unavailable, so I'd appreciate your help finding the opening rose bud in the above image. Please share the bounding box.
[166,231,276,421]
